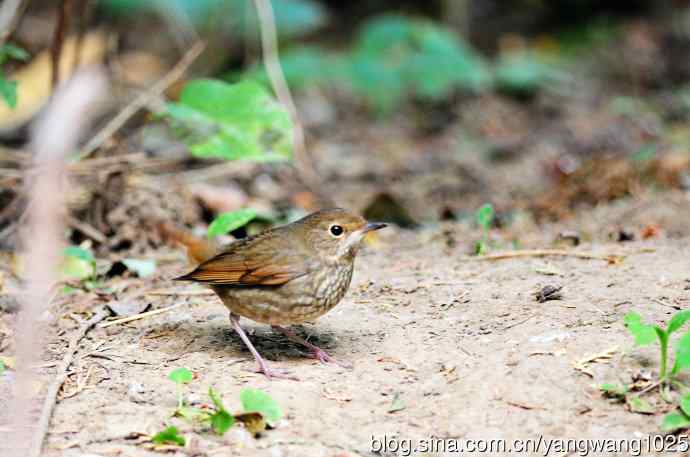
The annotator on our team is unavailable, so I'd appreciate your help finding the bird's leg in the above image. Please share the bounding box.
[229,313,297,380]
[271,325,352,368]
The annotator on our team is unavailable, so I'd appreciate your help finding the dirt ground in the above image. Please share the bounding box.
[0,194,682,457]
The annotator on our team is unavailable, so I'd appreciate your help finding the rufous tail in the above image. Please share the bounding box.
[157,221,219,265]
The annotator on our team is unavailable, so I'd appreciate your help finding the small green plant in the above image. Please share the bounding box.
[600,310,690,431]
[624,311,690,384]
[0,43,29,109]
[162,370,282,437]
[474,203,494,255]
[161,79,293,162]
[207,209,257,238]
[168,367,193,410]
[208,387,235,435]
[151,426,185,446]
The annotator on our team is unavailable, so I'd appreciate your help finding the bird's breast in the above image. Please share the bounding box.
[213,260,355,325]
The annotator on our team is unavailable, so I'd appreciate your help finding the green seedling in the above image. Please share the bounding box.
[601,310,690,430]
[168,367,193,410]
[208,387,235,435]
[624,310,690,384]
[151,426,185,446]
[0,43,29,109]
[162,79,292,162]
[161,370,282,437]
[474,203,494,255]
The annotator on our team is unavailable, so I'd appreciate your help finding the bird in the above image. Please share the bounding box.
[175,208,386,379]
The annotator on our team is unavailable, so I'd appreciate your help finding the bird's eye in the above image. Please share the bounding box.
[329,225,344,237]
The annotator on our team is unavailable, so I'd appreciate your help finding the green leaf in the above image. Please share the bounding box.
[61,246,96,280]
[0,76,18,109]
[122,258,157,278]
[623,312,658,346]
[210,410,235,435]
[164,79,292,162]
[0,44,29,61]
[626,396,655,414]
[240,388,283,424]
[151,426,185,446]
[599,383,628,398]
[661,411,690,433]
[0,360,5,376]
[671,331,690,375]
[168,367,193,384]
[475,203,494,229]
[668,310,690,335]
[681,394,690,417]
[207,209,257,238]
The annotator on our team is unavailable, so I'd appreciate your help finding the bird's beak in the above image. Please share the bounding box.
[363,222,387,233]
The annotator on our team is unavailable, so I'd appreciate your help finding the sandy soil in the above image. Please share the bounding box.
[2,204,683,457]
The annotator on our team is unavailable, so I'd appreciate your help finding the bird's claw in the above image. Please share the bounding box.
[310,348,353,369]
[251,363,299,381]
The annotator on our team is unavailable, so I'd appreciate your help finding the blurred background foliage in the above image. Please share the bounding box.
[2,0,690,254]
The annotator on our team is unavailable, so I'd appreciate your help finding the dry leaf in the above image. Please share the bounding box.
[0,31,108,133]
[234,411,266,435]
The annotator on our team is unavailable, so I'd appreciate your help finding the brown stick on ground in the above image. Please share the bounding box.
[470,249,623,263]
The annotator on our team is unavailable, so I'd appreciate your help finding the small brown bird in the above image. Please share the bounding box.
[176,208,386,379]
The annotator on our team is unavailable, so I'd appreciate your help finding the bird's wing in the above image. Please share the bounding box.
[174,232,310,286]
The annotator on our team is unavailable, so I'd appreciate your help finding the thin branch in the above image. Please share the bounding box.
[98,303,184,328]
[51,0,72,90]
[77,40,205,160]
[252,0,325,201]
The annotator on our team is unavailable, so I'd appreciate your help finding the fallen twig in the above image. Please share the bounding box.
[470,249,622,263]
[31,306,110,457]
[99,303,184,328]
[77,40,206,160]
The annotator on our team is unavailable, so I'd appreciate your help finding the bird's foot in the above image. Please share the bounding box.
[250,360,299,381]
[309,347,352,369]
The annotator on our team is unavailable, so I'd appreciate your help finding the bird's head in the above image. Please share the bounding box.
[295,208,386,262]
